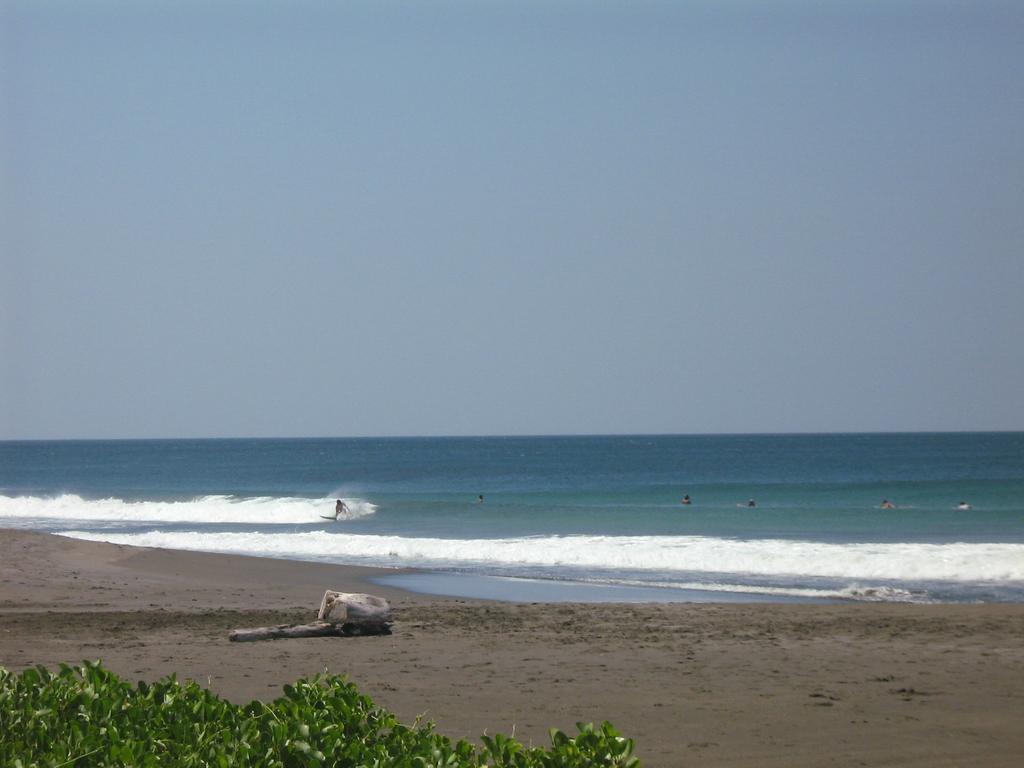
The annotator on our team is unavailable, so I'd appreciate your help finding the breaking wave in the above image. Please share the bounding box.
[0,494,376,525]
[55,529,1024,584]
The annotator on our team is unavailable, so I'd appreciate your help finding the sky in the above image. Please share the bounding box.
[2,0,1023,439]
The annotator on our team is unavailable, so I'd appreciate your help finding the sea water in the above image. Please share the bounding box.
[1,433,1022,603]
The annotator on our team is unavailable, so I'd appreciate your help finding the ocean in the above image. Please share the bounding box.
[1,433,1022,604]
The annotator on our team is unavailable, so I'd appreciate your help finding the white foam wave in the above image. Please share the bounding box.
[0,494,376,525]
[599,578,925,603]
[56,530,1024,584]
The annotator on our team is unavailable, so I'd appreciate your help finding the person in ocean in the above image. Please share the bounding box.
[746,498,756,507]
[681,495,691,505]
[477,494,484,503]
[957,501,972,510]
[320,499,349,521]
[880,499,895,509]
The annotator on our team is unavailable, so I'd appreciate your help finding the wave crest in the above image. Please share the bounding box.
[0,494,376,525]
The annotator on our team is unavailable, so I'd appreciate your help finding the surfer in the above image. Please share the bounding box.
[957,501,971,510]
[477,494,484,504]
[880,499,895,509]
[746,498,756,507]
[681,495,691,505]
[321,499,349,521]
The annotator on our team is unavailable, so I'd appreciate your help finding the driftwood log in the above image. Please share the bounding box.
[228,591,392,642]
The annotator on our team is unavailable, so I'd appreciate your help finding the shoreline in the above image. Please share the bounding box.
[371,570,838,604]
[2,530,1024,766]
[43,529,1018,606]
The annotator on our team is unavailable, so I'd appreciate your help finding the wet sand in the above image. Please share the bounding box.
[2,530,1023,767]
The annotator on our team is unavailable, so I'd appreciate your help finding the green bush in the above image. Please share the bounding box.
[0,662,640,767]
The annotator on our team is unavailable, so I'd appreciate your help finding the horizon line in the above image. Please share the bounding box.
[2,429,1023,443]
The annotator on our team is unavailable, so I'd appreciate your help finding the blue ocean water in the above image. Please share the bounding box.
[1,433,1022,603]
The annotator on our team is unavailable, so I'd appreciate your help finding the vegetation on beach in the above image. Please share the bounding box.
[0,662,640,767]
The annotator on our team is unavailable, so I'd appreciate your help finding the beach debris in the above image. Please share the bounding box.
[228,591,392,642]
[890,687,935,701]
[316,590,391,625]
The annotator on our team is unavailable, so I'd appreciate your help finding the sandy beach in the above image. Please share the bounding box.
[2,530,1022,767]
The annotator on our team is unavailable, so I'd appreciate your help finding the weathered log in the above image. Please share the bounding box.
[228,591,392,642]
[317,591,392,624]
[229,621,341,642]
[229,619,391,642]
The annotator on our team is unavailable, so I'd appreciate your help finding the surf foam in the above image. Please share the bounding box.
[0,494,376,525]
[56,530,1024,584]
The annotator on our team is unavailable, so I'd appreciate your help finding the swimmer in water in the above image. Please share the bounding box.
[957,501,971,510]
[880,499,895,509]
[681,495,691,505]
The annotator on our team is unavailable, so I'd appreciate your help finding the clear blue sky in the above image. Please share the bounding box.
[2,1,1022,439]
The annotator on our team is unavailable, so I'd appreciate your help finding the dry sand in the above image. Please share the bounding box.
[2,529,1023,767]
